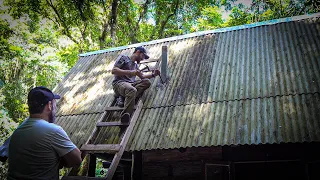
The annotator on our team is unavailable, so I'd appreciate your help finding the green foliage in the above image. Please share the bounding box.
[0,150,9,178]
[196,6,224,31]
[225,6,252,26]
[95,158,108,177]
[221,0,238,11]
[0,19,13,39]
[1,83,29,123]
[57,45,80,69]
[0,107,18,179]
[3,0,318,54]
[0,16,68,123]
[250,0,320,22]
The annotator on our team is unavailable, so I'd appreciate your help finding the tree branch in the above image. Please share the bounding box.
[158,0,179,38]
[81,23,87,41]
[45,0,79,45]
[75,0,87,22]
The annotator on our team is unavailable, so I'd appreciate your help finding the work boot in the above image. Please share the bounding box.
[135,97,140,104]
[121,113,130,123]
[135,94,143,104]
[116,96,124,107]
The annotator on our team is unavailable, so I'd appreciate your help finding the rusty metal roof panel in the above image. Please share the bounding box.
[126,93,320,151]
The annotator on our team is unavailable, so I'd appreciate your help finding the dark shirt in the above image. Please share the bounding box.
[113,55,138,84]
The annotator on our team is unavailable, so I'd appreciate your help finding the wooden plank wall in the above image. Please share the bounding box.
[142,147,222,162]
[141,147,223,180]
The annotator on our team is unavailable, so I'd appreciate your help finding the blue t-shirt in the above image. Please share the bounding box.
[113,55,139,84]
[7,118,76,180]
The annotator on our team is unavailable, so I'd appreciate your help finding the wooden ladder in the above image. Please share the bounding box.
[63,48,167,180]
[65,100,143,180]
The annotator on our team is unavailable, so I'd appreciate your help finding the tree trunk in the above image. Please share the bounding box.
[129,0,150,43]
[45,0,80,45]
[150,0,179,40]
[158,0,179,38]
[108,0,119,47]
[125,6,136,43]
[158,13,174,38]
[99,21,108,49]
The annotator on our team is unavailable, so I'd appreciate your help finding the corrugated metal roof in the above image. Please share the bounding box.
[55,14,320,150]
[127,93,320,150]
[56,113,103,148]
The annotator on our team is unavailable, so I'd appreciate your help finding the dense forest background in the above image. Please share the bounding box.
[0,0,319,177]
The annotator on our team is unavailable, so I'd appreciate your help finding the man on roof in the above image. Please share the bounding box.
[112,46,160,123]
[0,86,84,180]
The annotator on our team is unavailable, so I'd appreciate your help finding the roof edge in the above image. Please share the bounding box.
[80,12,320,57]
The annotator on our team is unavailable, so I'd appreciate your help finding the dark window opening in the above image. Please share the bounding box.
[308,161,320,180]
[206,164,230,180]
[234,160,305,180]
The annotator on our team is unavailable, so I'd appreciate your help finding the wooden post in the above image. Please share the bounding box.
[161,46,168,82]
[88,154,96,177]
[132,151,142,180]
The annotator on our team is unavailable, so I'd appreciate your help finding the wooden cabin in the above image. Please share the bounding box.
[57,13,320,180]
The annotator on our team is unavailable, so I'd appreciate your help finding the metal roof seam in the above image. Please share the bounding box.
[142,91,320,109]
[55,92,319,117]
[56,111,104,117]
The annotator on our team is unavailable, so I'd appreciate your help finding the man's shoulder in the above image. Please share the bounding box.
[119,54,129,59]
[114,55,133,70]
[38,119,61,128]
[31,120,64,135]
[117,54,131,62]
[35,121,71,141]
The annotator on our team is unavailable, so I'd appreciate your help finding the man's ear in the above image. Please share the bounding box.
[47,101,53,111]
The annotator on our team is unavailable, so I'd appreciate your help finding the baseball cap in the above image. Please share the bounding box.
[28,86,60,106]
[134,46,149,59]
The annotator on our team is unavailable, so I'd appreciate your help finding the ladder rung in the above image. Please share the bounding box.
[105,106,137,111]
[97,122,129,127]
[105,106,124,111]
[140,58,159,63]
[80,144,121,153]
[141,68,156,72]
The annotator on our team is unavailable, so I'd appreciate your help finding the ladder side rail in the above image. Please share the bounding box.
[105,100,143,180]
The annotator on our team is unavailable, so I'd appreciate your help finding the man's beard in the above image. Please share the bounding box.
[48,110,56,123]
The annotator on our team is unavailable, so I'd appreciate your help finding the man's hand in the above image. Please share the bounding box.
[129,70,136,76]
[130,69,143,78]
[60,148,82,168]
[153,69,160,76]
[136,70,143,78]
